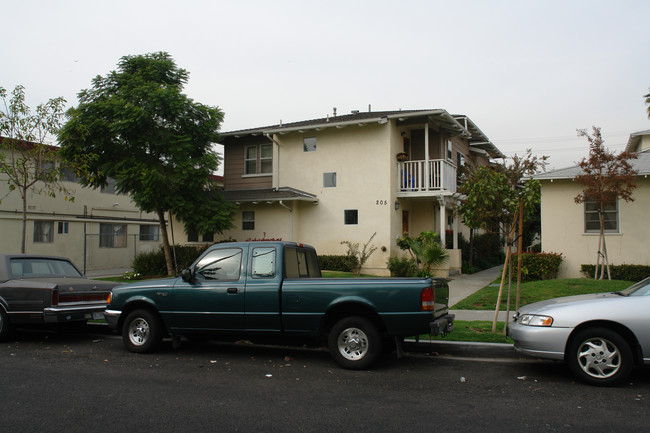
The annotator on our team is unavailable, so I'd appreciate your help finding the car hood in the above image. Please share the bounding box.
[518,292,620,314]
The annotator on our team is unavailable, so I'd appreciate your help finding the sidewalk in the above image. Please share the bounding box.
[447,266,512,322]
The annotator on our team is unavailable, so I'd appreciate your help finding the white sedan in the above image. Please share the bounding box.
[507,277,650,386]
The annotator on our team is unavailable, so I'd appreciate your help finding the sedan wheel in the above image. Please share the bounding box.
[0,308,13,342]
[567,327,633,386]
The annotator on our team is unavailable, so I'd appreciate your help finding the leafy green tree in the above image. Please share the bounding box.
[58,52,236,275]
[459,150,547,331]
[0,85,70,253]
[574,127,637,280]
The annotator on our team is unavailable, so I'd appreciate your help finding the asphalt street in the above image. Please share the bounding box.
[2,326,649,433]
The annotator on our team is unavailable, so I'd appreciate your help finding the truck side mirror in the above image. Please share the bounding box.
[181,268,195,283]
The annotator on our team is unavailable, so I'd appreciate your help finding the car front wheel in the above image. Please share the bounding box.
[567,327,633,386]
[328,316,382,370]
[0,308,13,342]
[122,309,163,353]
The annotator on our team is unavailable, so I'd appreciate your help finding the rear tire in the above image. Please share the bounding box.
[328,316,382,370]
[567,327,633,386]
[122,309,163,353]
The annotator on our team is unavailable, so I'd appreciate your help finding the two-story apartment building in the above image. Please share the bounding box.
[218,109,504,276]
[0,139,164,274]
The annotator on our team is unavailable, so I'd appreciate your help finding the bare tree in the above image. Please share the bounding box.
[573,127,637,280]
[0,85,71,253]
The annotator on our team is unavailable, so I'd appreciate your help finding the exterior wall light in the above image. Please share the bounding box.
[394,201,400,210]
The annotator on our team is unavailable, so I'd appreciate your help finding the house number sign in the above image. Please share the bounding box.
[376,200,388,205]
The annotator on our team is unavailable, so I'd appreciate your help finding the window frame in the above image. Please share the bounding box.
[99,223,127,248]
[242,211,255,230]
[244,143,273,176]
[344,209,359,225]
[323,172,337,188]
[33,220,54,243]
[303,137,317,152]
[584,197,619,233]
[139,225,160,241]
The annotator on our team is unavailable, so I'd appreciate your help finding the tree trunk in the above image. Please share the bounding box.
[492,209,518,333]
[516,198,523,312]
[21,186,27,254]
[157,209,174,276]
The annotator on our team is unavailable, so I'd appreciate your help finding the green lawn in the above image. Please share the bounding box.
[452,278,633,310]
[419,320,511,344]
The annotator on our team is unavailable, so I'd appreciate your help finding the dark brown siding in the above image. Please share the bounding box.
[223,136,273,190]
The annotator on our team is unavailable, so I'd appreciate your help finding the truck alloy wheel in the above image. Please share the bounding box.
[328,316,381,369]
[123,309,163,353]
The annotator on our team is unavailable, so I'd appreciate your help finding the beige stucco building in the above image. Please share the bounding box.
[535,129,650,278]
[0,142,163,274]
[218,109,504,276]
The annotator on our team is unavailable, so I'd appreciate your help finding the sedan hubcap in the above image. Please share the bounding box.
[577,337,621,379]
[338,327,369,361]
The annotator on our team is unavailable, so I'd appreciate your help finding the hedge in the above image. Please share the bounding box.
[580,264,650,282]
[318,255,359,272]
[505,252,563,282]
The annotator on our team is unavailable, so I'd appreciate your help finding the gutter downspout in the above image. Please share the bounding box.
[265,133,281,191]
[278,200,293,241]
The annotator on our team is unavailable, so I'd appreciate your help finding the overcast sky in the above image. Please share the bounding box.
[4,0,649,170]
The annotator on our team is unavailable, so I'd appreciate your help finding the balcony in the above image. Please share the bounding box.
[397,159,457,196]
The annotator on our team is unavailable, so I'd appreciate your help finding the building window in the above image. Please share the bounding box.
[446,140,453,161]
[58,221,69,234]
[344,209,358,225]
[100,223,127,248]
[101,178,118,194]
[34,221,54,243]
[202,232,214,243]
[303,137,317,152]
[245,144,273,175]
[187,230,198,242]
[242,211,255,230]
[61,167,80,183]
[584,197,618,233]
[139,225,159,241]
[323,172,337,188]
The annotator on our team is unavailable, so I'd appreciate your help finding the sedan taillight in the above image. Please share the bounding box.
[52,289,59,306]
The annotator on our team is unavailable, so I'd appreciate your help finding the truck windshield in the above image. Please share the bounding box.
[284,247,321,278]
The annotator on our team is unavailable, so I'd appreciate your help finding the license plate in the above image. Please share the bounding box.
[92,312,104,320]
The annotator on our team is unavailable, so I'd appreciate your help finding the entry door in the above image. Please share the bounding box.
[402,211,409,235]
[171,247,246,331]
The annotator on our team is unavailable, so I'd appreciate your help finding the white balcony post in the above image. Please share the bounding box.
[424,123,430,190]
[439,199,446,246]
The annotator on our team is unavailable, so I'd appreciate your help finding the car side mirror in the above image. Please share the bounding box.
[181,268,195,283]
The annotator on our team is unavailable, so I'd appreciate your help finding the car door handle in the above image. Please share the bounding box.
[227,287,239,294]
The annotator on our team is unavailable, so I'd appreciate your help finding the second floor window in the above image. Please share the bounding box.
[245,144,272,175]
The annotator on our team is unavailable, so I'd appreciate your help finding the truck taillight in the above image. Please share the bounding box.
[421,287,435,311]
[52,289,59,306]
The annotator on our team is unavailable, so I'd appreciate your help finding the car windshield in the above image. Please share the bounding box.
[619,276,650,297]
[10,258,83,278]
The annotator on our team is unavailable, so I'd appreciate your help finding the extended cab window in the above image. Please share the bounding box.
[195,248,242,281]
[284,247,321,278]
[252,247,276,278]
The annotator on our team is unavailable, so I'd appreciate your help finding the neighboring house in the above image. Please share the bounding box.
[218,109,504,276]
[534,130,650,278]
[0,138,163,274]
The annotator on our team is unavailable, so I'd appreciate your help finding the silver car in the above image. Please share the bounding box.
[507,276,650,386]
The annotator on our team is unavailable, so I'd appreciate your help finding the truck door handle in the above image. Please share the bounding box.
[227,287,239,294]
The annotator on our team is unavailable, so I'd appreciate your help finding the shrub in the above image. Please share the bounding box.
[132,244,210,276]
[341,232,378,275]
[580,264,650,282]
[506,252,563,282]
[319,255,359,272]
[387,256,418,277]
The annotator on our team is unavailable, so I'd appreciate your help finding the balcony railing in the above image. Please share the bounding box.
[398,159,457,193]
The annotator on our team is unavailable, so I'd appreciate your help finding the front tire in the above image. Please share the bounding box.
[122,309,163,353]
[328,316,382,370]
[0,308,13,342]
[567,327,633,386]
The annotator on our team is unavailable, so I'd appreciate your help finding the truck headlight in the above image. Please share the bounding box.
[519,314,553,327]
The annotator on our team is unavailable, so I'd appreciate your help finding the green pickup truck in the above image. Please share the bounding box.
[105,241,454,369]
